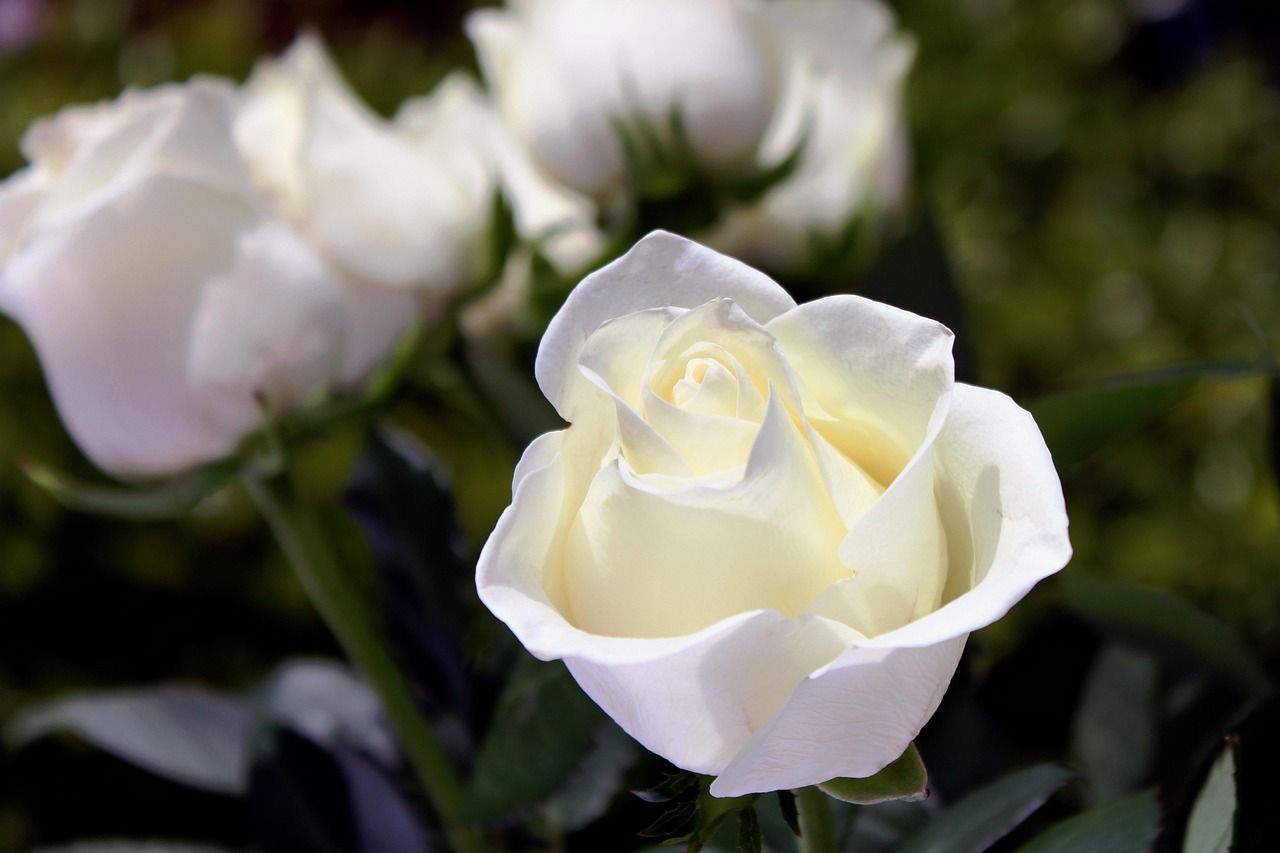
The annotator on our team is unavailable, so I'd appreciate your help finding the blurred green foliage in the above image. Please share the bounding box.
[0,0,1277,849]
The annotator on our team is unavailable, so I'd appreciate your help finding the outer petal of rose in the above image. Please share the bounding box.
[0,173,256,478]
[187,220,346,437]
[858,384,1072,650]
[567,611,861,777]
[28,79,250,234]
[766,294,954,481]
[537,232,796,421]
[709,634,966,797]
[562,395,850,638]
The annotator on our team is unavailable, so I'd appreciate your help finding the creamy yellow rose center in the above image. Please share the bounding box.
[557,300,901,639]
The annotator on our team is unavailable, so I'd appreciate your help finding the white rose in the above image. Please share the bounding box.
[467,0,779,201]
[0,79,400,478]
[236,34,495,296]
[707,0,914,270]
[477,232,1071,796]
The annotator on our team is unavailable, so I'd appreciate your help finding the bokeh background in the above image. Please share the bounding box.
[0,0,1277,849]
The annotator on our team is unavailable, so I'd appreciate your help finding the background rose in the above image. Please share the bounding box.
[705,0,914,270]
[478,231,1072,796]
[467,0,779,201]
[236,34,497,308]
[0,78,405,478]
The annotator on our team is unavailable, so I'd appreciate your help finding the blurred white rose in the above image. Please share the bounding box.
[0,79,408,478]
[478,232,1071,796]
[468,0,912,272]
[236,34,496,296]
[707,0,914,270]
[468,0,778,200]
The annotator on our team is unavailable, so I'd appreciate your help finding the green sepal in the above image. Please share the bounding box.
[818,742,930,805]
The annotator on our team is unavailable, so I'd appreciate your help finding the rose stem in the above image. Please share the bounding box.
[242,471,485,853]
[795,786,839,853]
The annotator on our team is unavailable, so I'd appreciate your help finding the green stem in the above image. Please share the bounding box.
[243,473,484,853]
[795,787,838,853]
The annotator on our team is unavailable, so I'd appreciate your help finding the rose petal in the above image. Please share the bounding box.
[563,394,850,638]
[537,232,796,421]
[858,383,1072,650]
[187,220,346,436]
[568,611,860,776]
[768,294,954,484]
[709,634,966,797]
[1,173,258,477]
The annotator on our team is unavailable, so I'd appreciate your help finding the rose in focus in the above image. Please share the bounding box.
[477,231,1071,796]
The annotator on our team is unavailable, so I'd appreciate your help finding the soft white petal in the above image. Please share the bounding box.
[859,384,1072,650]
[767,294,954,479]
[710,634,966,796]
[511,429,566,492]
[187,221,346,437]
[1,173,258,477]
[568,612,859,776]
[537,232,796,420]
[809,439,947,636]
[28,78,251,236]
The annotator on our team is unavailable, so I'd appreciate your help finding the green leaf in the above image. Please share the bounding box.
[1063,574,1272,697]
[898,764,1075,853]
[819,743,929,805]
[18,457,237,521]
[1017,789,1161,853]
[463,656,606,823]
[737,807,763,853]
[777,789,801,837]
[539,721,639,834]
[6,687,252,795]
[1183,742,1237,853]
[1072,644,1159,802]
[1029,361,1262,475]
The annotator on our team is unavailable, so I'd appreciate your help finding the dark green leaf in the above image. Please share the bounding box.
[248,724,431,853]
[898,764,1075,853]
[777,790,801,837]
[6,687,251,795]
[1028,361,1262,475]
[540,721,638,833]
[1063,574,1272,696]
[463,342,563,446]
[247,725,352,853]
[1183,742,1236,853]
[463,656,605,823]
[737,807,763,853]
[1017,789,1160,853]
[1072,644,1159,802]
[819,743,929,805]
